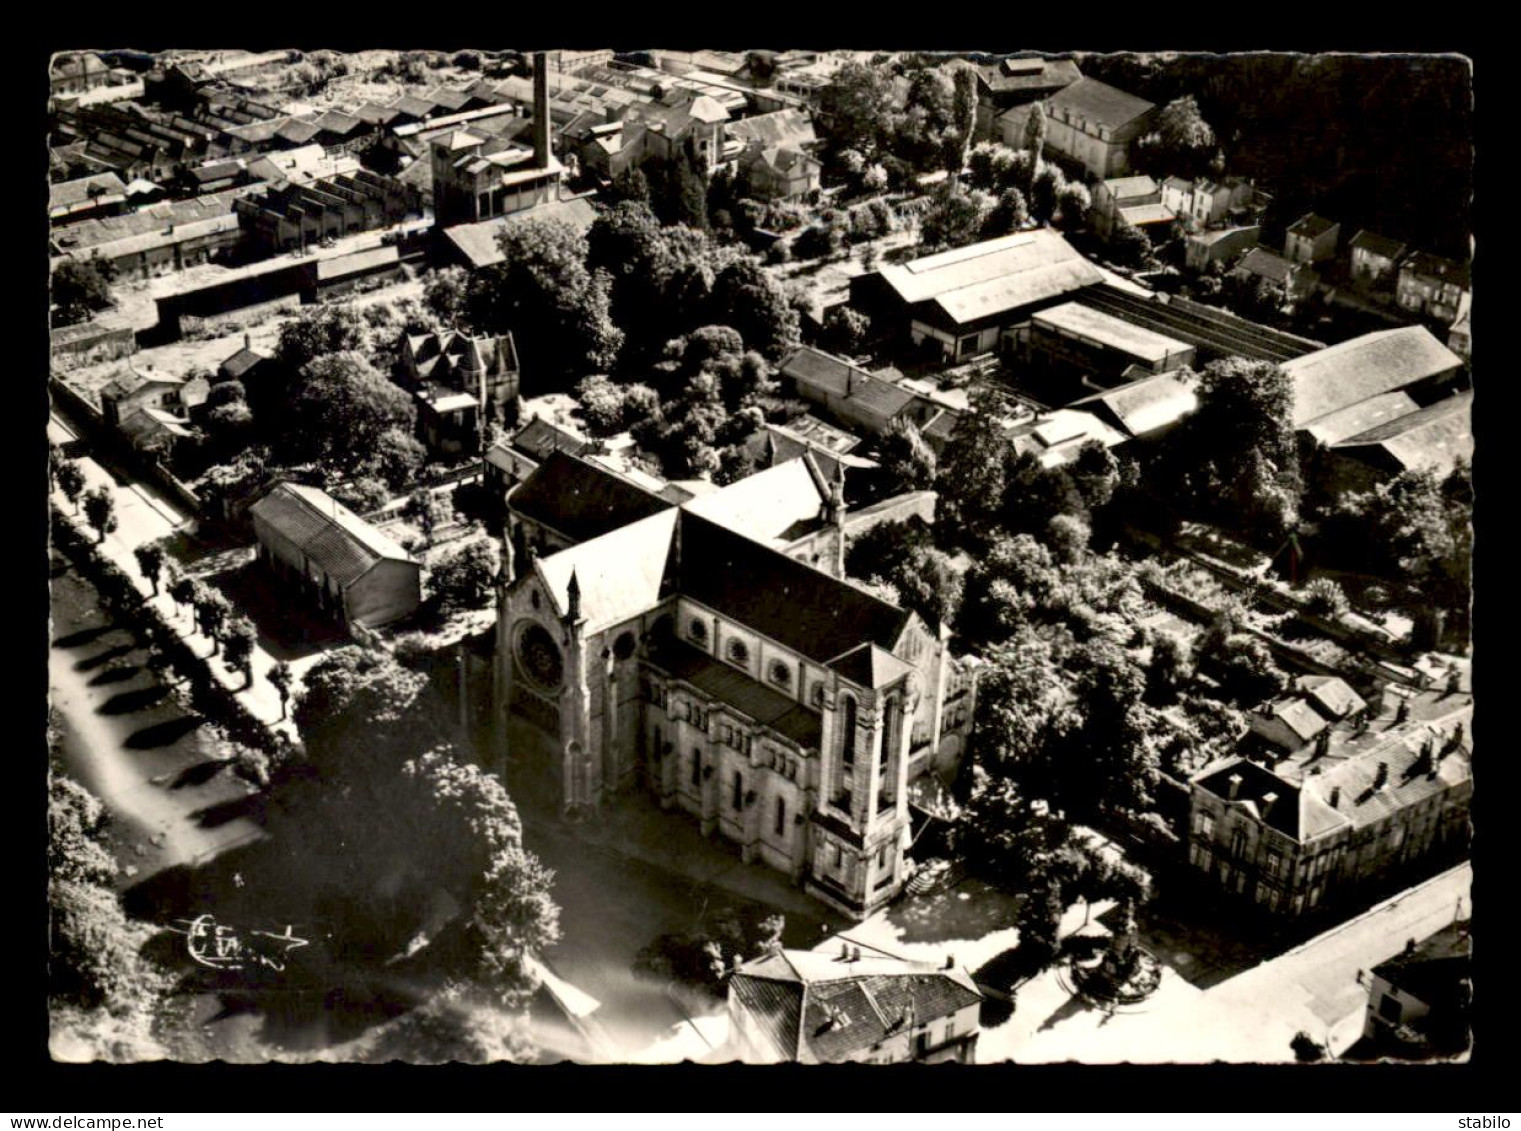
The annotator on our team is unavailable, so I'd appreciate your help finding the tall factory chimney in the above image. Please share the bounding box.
[532,51,551,169]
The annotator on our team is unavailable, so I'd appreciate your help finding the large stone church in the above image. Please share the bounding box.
[492,448,976,918]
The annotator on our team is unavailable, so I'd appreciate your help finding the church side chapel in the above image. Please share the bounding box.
[492,449,975,918]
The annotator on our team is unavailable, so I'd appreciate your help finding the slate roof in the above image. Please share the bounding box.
[1070,371,1198,438]
[1288,213,1337,239]
[681,458,827,546]
[509,449,674,544]
[826,643,916,691]
[780,347,874,399]
[677,513,912,665]
[1297,675,1367,721]
[727,108,817,150]
[1372,921,1471,1012]
[1046,77,1154,129]
[1280,326,1464,427]
[1349,230,1407,260]
[1401,252,1470,291]
[876,230,1102,311]
[249,482,414,589]
[649,637,822,750]
[1101,175,1159,200]
[1316,706,1472,831]
[219,345,268,381]
[1333,391,1474,475]
[535,508,681,632]
[1236,246,1297,285]
[729,949,981,1062]
[1194,758,1307,838]
[976,56,1081,95]
[508,416,594,462]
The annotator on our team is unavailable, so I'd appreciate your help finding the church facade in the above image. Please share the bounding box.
[492,450,974,919]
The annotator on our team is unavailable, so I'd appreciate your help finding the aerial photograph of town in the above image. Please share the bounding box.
[44,46,1474,1071]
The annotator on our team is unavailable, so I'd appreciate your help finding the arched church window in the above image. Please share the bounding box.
[841,695,857,766]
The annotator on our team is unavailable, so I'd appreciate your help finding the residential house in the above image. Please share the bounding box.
[849,230,1105,361]
[99,367,208,430]
[1397,252,1471,324]
[1348,230,1408,288]
[1090,175,1174,238]
[1186,702,1471,918]
[1285,213,1340,264]
[1247,676,1368,760]
[580,91,730,182]
[396,328,521,455]
[727,946,982,1063]
[1162,178,1255,228]
[50,320,137,369]
[1361,921,1472,1059]
[249,481,422,630]
[778,347,924,437]
[1447,292,1471,362]
[1041,77,1156,179]
[1184,225,1260,272]
[216,333,271,386]
[972,55,1082,142]
[728,109,821,201]
[1007,407,1128,469]
[495,450,973,918]
[1233,246,1315,301]
[51,52,118,97]
[1027,301,1196,386]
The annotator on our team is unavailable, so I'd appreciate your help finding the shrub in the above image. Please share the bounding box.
[1302,577,1349,620]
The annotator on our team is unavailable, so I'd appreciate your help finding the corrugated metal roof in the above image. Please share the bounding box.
[1282,326,1463,427]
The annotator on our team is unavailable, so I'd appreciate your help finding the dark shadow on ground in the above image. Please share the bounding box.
[89,664,142,686]
[1037,990,1095,1033]
[99,685,170,715]
[125,715,208,749]
[55,624,111,649]
[76,642,134,672]
[171,759,231,790]
[191,794,264,828]
[204,561,347,662]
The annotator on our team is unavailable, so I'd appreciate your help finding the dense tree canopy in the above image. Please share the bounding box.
[287,351,416,471]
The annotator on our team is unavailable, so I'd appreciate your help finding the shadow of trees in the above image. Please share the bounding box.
[125,715,208,749]
[98,685,170,715]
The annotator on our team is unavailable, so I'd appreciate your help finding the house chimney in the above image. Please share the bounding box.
[1374,761,1389,789]
[839,942,850,961]
[532,52,551,170]
[1328,786,1341,809]
[944,954,955,970]
[1260,791,1279,819]
[850,946,862,963]
[244,332,251,351]
[1226,773,1243,801]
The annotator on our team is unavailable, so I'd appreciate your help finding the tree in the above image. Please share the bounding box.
[607,164,651,207]
[369,982,535,1065]
[966,142,1017,191]
[51,259,115,326]
[938,390,1012,550]
[876,417,938,495]
[1023,101,1047,162]
[82,487,116,544]
[1108,216,1157,269]
[293,647,446,773]
[1028,162,1067,225]
[1206,633,1289,706]
[822,305,872,356]
[817,60,896,160]
[132,544,165,596]
[1135,95,1218,180]
[1069,440,1121,513]
[575,375,631,437]
[222,618,257,687]
[431,539,501,613]
[365,426,427,491]
[423,266,470,326]
[980,186,1030,239]
[709,259,801,362]
[1053,181,1092,232]
[1302,576,1349,620]
[466,218,623,390]
[919,184,994,253]
[1145,632,1193,706]
[957,771,1073,889]
[268,660,295,720]
[288,351,416,471]
[56,460,87,512]
[192,587,231,653]
[274,302,369,373]
[1046,513,1091,565]
[405,488,456,546]
[168,573,198,623]
[49,774,115,886]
